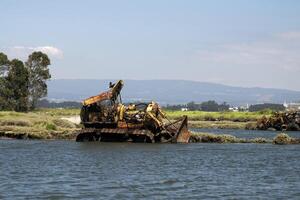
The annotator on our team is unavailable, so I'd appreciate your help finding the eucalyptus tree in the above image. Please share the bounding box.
[6,59,29,111]
[0,52,11,110]
[26,51,51,110]
[0,52,9,76]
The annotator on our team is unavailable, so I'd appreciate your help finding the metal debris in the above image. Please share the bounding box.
[76,80,191,143]
[256,111,300,131]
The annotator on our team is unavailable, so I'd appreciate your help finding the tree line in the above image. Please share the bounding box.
[37,99,81,109]
[165,100,230,111]
[164,101,285,112]
[248,103,285,112]
[0,52,51,112]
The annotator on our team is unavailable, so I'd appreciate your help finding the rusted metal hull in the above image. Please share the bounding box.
[173,116,191,143]
[76,116,191,143]
[256,111,300,131]
[76,128,155,143]
[77,80,191,143]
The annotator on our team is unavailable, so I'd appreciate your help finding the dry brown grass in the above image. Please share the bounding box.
[190,132,281,144]
[188,121,247,129]
[0,110,80,140]
[273,133,300,145]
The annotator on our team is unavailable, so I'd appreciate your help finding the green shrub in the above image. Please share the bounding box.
[273,133,292,145]
[46,123,57,131]
[0,119,31,127]
[52,119,76,128]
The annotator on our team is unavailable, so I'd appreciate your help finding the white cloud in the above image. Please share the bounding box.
[31,46,63,58]
[195,31,300,71]
[1,46,63,60]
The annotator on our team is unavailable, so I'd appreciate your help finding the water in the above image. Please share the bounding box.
[1,135,300,199]
[193,128,300,139]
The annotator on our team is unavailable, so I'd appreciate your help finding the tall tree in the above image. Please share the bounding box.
[0,52,9,76]
[6,59,29,112]
[26,51,51,110]
[200,100,219,112]
[0,52,11,110]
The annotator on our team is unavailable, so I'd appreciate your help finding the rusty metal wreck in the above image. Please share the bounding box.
[76,80,191,143]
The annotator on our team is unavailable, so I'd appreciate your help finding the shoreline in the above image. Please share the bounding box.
[1,109,299,144]
[0,120,254,140]
[1,130,300,145]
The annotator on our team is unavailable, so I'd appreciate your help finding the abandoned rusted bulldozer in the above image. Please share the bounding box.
[256,111,300,131]
[76,80,191,143]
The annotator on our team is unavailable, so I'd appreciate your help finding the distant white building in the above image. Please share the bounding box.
[181,108,188,111]
[238,104,249,111]
[229,107,239,112]
[229,104,249,112]
[284,101,300,111]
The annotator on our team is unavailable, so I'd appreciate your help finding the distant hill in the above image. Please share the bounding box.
[47,79,300,105]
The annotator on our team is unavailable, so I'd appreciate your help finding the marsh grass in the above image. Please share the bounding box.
[33,108,80,116]
[273,133,300,145]
[166,110,269,122]
[190,132,247,143]
[190,132,300,144]
[1,109,299,143]
[188,120,248,129]
[0,109,80,139]
[52,119,77,128]
[190,132,274,144]
[0,119,32,127]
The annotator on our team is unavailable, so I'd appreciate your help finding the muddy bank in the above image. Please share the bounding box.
[1,129,300,145]
[188,120,254,129]
[190,132,300,145]
[256,111,300,131]
[61,116,250,129]
[0,111,81,140]
[1,110,299,144]
[0,129,78,140]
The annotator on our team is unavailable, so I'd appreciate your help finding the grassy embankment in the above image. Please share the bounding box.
[0,108,269,139]
[190,132,300,144]
[36,109,270,130]
[0,109,299,144]
[165,110,270,129]
[0,108,80,139]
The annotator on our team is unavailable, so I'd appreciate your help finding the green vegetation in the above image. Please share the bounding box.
[190,132,299,144]
[0,109,299,144]
[188,120,251,129]
[249,103,285,112]
[165,110,270,122]
[32,108,80,116]
[26,52,51,109]
[273,133,300,145]
[0,108,269,135]
[6,59,29,112]
[190,132,249,143]
[0,108,266,136]
[0,51,51,112]
[37,99,81,108]
[27,108,268,123]
[0,109,80,139]
[191,132,242,143]
[165,101,230,111]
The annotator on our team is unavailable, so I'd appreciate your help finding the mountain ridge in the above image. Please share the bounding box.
[47,79,300,105]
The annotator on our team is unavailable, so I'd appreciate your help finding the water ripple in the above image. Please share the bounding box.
[0,139,300,199]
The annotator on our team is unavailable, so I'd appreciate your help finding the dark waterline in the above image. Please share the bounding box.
[192,128,300,139]
[1,133,300,199]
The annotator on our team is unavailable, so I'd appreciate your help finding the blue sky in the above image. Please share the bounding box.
[1,0,300,90]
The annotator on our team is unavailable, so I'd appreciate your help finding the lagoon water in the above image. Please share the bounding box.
[1,131,300,199]
[193,128,300,139]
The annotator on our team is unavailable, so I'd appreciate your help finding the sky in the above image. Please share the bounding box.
[1,0,300,91]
